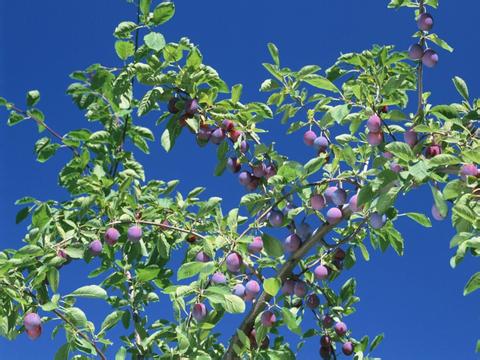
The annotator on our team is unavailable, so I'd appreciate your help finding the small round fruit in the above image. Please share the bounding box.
[408,43,424,60]
[311,194,326,210]
[370,212,386,229]
[185,98,199,116]
[334,248,346,261]
[320,335,332,347]
[348,194,362,213]
[104,227,120,246]
[367,131,383,146]
[334,321,348,336]
[212,272,227,284]
[367,114,382,132]
[282,279,295,295]
[230,129,243,142]
[331,188,347,206]
[238,171,252,186]
[245,280,261,299]
[222,119,235,131]
[240,140,249,153]
[303,130,317,146]
[313,136,329,152]
[322,314,333,328]
[265,165,276,179]
[324,186,338,205]
[195,251,211,262]
[306,293,320,308]
[248,236,264,253]
[192,303,207,321]
[226,252,243,273]
[252,163,266,178]
[89,240,103,256]
[26,325,42,340]
[24,313,41,330]
[422,49,439,68]
[127,225,142,242]
[293,281,307,298]
[284,234,302,253]
[320,346,331,359]
[404,129,418,147]
[268,210,284,227]
[326,207,343,225]
[232,283,246,297]
[168,97,179,114]
[296,222,312,241]
[227,157,241,173]
[342,341,354,356]
[431,204,445,221]
[460,164,478,179]
[390,162,403,173]
[425,144,442,158]
[417,12,434,31]
[210,128,226,145]
[314,265,329,280]
[261,310,276,327]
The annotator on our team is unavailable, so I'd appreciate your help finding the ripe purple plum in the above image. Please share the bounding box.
[367,131,383,146]
[320,335,332,347]
[324,186,338,204]
[230,129,243,143]
[342,341,354,356]
[314,136,329,152]
[26,325,42,340]
[282,279,295,295]
[311,194,326,210]
[334,321,348,336]
[417,12,434,31]
[195,251,211,262]
[226,252,243,273]
[245,177,260,192]
[185,98,199,116]
[265,165,276,179]
[322,314,333,328]
[303,130,317,146]
[320,346,331,359]
[383,151,394,159]
[245,280,261,300]
[24,313,41,330]
[252,163,266,178]
[293,280,307,298]
[261,310,276,327]
[370,212,386,229]
[367,114,382,132]
[222,119,235,131]
[240,140,249,153]
[390,162,403,173]
[460,164,478,180]
[425,144,442,158]
[404,129,417,147]
[197,125,211,143]
[227,157,241,173]
[422,49,438,68]
[306,293,320,308]
[127,225,142,242]
[212,272,227,284]
[268,210,284,227]
[89,240,103,256]
[168,97,179,114]
[232,283,246,297]
[238,171,252,186]
[326,207,343,225]
[408,43,424,60]
[334,248,346,261]
[331,187,347,206]
[284,234,302,252]
[248,236,263,253]
[314,265,329,280]
[348,194,362,213]
[192,303,207,321]
[431,204,445,221]
[210,128,226,145]
[104,227,120,246]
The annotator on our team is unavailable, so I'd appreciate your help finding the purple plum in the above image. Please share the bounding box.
[260,310,276,327]
[334,321,348,336]
[104,227,120,246]
[303,130,317,146]
[284,234,302,253]
[408,43,424,60]
[314,264,329,280]
[326,207,343,225]
[127,225,142,242]
[226,252,243,273]
[422,49,438,68]
[248,236,264,253]
[370,212,386,229]
[367,114,382,132]
[212,272,227,284]
[192,303,207,321]
[89,240,103,256]
[417,12,434,31]
[268,210,284,227]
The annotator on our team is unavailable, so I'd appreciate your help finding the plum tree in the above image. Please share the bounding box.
[1,0,478,359]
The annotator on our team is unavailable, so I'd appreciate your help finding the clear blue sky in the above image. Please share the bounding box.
[1,1,480,359]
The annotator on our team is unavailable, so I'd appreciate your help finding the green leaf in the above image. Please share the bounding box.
[452,76,469,100]
[277,161,305,181]
[114,21,138,39]
[370,333,384,352]
[464,272,480,295]
[186,47,202,68]
[224,294,246,314]
[263,278,281,296]
[139,0,151,15]
[267,43,280,66]
[68,285,107,300]
[137,266,161,282]
[427,33,454,52]
[231,84,243,103]
[8,111,25,126]
[177,261,214,281]
[54,344,70,360]
[385,142,415,162]
[281,308,302,335]
[115,347,127,360]
[262,233,284,258]
[404,213,432,227]
[144,32,166,52]
[431,186,448,217]
[303,74,339,93]
[376,187,399,213]
[115,40,135,60]
[47,268,60,293]
[99,310,124,335]
[15,207,30,224]
[357,184,373,207]
[152,2,175,25]
[26,90,40,107]
[430,105,459,120]
[64,307,88,328]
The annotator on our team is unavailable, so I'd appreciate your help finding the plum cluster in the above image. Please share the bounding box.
[407,12,438,67]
